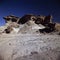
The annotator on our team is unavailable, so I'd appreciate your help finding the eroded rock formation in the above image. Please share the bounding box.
[1,14,60,34]
[3,15,20,23]
[18,14,36,24]
[3,15,20,33]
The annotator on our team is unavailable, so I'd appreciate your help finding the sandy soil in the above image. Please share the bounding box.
[0,33,60,60]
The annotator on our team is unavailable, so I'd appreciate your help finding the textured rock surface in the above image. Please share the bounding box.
[0,34,60,60]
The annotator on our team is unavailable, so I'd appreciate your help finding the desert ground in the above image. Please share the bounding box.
[0,33,60,60]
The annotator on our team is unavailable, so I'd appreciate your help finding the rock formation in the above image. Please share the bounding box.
[3,15,20,23]
[35,15,52,25]
[0,14,59,34]
[34,15,56,33]
[3,15,20,33]
[18,14,36,24]
[18,20,45,34]
[0,14,60,60]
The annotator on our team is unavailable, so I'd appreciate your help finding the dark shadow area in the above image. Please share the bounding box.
[0,55,4,60]
[18,15,31,24]
[57,54,60,60]
[39,23,56,33]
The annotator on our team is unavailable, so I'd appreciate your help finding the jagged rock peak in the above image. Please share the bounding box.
[3,15,20,23]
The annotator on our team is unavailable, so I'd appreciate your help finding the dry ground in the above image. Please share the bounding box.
[0,33,60,60]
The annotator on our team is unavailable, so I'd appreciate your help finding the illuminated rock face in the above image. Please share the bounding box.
[2,14,37,34]
[3,15,20,33]
[18,20,45,34]
[2,14,59,34]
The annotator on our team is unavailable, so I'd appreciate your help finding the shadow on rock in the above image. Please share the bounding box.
[0,55,4,60]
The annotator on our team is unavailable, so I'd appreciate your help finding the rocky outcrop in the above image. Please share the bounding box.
[18,14,36,24]
[18,20,45,34]
[1,14,60,34]
[3,15,20,33]
[35,15,52,25]
[35,15,56,33]
[3,15,20,23]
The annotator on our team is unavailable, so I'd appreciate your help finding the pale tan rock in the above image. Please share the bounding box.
[55,23,60,32]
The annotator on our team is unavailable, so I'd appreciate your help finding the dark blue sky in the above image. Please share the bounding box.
[0,0,60,26]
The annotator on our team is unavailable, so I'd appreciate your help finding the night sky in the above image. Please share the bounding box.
[0,0,60,26]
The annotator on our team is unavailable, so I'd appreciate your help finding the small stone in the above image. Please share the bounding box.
[31,51,38,55]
